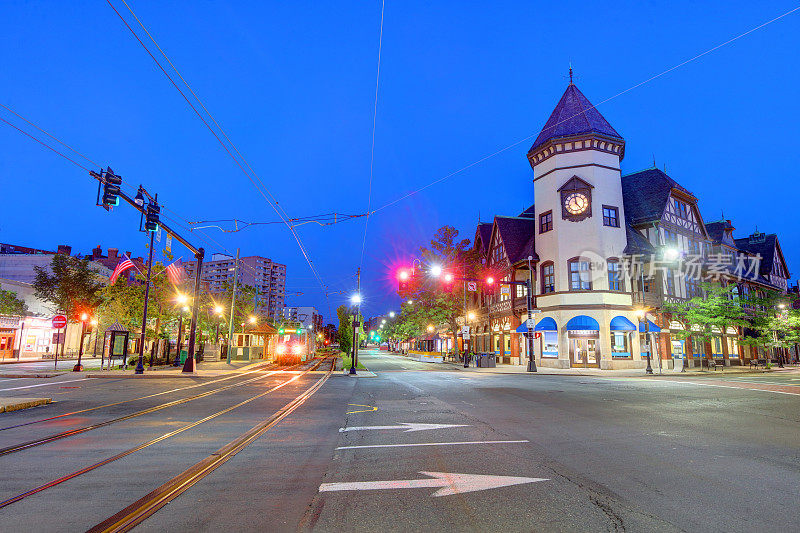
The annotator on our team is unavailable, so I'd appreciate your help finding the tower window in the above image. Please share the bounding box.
[607,259,623,291]
[539,211,553,233]
[602,206,619,227]
[541,262,555,293]
[568,258,592,290]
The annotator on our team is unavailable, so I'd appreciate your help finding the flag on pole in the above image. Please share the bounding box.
[110,255,135,284]
[166,259,187,285]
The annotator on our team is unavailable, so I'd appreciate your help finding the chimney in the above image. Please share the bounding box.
[56,244,72,256]
[92,246,103,259]
[108,248,118,260]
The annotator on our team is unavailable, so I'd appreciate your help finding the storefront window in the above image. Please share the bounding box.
[726,336,739,358]
[712,336,723,356]
[610,332,630,358]
[691,336,705,356]
[542,331,558,358]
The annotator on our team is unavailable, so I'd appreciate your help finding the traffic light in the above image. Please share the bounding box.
[145,202,160,232]
[398,269,412,292]
[278,327,285,334]
[102,169,122,207]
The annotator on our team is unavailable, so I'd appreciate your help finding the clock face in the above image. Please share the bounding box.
[564,192,589,215]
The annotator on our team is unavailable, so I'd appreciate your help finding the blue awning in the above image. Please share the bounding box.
[515,322,528,333]
[565,315,599,331]
[610,316,637,331]
[534,317,557,331]
[639,319,661,333]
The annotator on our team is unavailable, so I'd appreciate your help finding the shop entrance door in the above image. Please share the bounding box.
[570,338,599,368]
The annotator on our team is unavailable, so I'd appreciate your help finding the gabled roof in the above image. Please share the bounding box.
[529,83,623,153]
[621,168,695,226]
[492,216,538,264]
[475,223,493,254]
[518,204,535,219]
[705,220,735,245]
[734,233,780,277]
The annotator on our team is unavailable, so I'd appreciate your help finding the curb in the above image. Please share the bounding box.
[0,397,52,413]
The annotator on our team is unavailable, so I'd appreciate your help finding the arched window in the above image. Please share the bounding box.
[568,257,592,290]
[607,258,623,291]
[541,262,555,293]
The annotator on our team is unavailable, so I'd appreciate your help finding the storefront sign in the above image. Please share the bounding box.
[568,330,599,338]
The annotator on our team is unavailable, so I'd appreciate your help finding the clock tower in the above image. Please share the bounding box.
[527,81,633,368]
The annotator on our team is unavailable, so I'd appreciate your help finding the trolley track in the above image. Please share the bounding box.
[0,362,308,457]
[0,356,333,511]
[88,356,334,532]
[0,363,275,432]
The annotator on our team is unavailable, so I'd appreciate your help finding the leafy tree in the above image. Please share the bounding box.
[663,282,748,349]
[399,225,481,355]
[217,281,258,334]
[337,305,352,354]
[32,254,105,320]
[738,290,800,364]
[0,288,28,315]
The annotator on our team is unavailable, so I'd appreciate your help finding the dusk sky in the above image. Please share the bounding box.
[2,1,799,321]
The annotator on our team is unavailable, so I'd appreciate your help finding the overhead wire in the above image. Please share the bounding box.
[369,4,800,215]
[358,0,386,270]
[110,0,330,300]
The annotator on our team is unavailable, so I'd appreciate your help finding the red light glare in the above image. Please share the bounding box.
[398,270,410,281]
[486,276,495,285]
[443,273,454,283]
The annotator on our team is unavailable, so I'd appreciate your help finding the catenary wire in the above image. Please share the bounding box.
[358,0,386,269]
[109,0,329,298]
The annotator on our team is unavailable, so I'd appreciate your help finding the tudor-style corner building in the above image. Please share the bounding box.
[465,81,793,370]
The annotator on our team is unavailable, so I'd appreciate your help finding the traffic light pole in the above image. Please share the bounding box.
[136,229,155,374]
[91,169,206,374]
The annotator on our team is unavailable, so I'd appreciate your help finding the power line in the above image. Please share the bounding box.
[109,0,330,299]
[0,116,90,172]
[370,4,800,215]
[359,0,386,269]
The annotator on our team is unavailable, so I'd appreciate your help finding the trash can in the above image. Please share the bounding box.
[180,349,188,364]
[476,353,488,368]
[485,353,496,368]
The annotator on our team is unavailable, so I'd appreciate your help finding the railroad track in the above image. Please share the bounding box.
[0,360,310,456]
[0,356,334,515]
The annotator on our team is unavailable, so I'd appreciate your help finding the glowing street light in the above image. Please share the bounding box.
[389,311,396,318]
[427,324,434,333]
[429,264,442,277]
[351,294,362,305]
[176,293,188,305]
[663,247,680,261]
[248,316,257,324]
[214,305,224,315]
[407,300,413,305]
[468,312,476,321]
[381,319,386,324]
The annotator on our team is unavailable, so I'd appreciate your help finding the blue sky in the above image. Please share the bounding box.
[2,1,799,321]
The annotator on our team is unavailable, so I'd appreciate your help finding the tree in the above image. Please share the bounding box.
[0,288,28,315]
[32,254,105,320]
[739,290,800,364]
[400,225,482,355]
[217,281,258,334]
[337,305,352,355]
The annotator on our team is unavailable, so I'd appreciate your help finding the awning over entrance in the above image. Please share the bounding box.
[610,316,637,331]
[638,320,660,333]
[534,317,558,331]
[565,315,599,331]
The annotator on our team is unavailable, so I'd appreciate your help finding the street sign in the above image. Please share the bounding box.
[52,315,67,329]
[466,281,477,292]
[525,319,536,329]
[500,286,511,296]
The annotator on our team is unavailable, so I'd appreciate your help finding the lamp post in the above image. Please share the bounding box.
[350,293,361,375]
[91,319,99,357]
[526,255,537,373]
[173,298,189,367]
[73,312,90,372]
[636,309,654,375]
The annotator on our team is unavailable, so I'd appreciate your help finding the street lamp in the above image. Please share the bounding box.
[468,312,476,321]
[389,311,395,318]
[407,300,413,305]
[429,264,442,277]
[351,293,362,305]
[73,312,91,372]
[427,324,434,333]
[636,308,654,375]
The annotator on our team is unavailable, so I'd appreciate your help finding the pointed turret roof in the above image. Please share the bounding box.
[528,83,622,153]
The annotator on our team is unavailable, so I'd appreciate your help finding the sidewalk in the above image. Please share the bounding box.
[86,360,270,379]
[394,352,799,378]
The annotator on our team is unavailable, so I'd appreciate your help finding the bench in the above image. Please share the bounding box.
[708,358,725,371]
[749,358,767,369]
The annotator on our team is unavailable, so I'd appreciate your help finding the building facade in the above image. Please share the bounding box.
[184,253,286,320]
[463,81,792,369]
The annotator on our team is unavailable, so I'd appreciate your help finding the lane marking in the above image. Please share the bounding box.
[319,471,547,497]
[656,379,800,396]
[339,423,468,433]
[337,440,528,450]
[346,403,377,414]
[0,378,89,392]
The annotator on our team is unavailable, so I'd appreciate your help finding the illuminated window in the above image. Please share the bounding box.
[607,259,623,291]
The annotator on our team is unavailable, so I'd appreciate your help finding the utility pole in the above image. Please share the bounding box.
[350,268,360,375]
[136,227,155,374]
[526,255,537,372]
[226,248,240,364]
[182,246,205,373]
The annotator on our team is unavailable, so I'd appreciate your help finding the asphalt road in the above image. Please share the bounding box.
[0,351,797,532]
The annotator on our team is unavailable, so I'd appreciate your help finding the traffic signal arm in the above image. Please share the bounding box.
[89,170,200,255]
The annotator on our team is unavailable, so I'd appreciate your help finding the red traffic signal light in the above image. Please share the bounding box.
[486,276,495,285]
[398,269,410,281]
[443,272,454,283]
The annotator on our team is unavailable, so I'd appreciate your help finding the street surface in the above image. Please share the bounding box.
[0,350,797,532]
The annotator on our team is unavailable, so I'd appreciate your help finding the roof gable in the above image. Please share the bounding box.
[492,216,537,265]
[529,83,623,153]
[621,168,696,227]
[557,175,594,192]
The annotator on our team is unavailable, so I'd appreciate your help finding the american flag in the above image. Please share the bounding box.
[110,255,135,284]
[166,259,186,285]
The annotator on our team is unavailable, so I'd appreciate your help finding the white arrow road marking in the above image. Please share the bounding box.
[319,471,548,497]
[336,439,528,450]
[339,422,469,433]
